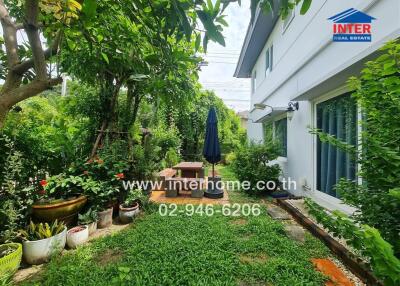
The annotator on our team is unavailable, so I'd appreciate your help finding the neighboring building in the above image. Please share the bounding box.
[236,110,249,129]
[234,0,400,213]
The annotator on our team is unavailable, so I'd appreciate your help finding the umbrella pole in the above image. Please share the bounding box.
[212,163,215,180]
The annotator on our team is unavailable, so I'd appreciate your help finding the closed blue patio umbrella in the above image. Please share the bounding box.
[203,107,223,198]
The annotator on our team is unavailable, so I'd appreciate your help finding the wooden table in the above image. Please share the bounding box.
[173,162,204,178]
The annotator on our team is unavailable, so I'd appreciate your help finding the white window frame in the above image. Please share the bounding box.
[252,71,257,94]
[263,113,287,159]
[265,45,273,77]
[282,7,295,33]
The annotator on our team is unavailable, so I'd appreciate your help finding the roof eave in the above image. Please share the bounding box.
[234,1,280,78]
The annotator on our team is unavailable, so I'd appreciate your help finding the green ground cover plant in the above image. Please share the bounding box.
[22,204,330,286]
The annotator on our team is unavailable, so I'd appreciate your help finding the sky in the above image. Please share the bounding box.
[198,0,251,112]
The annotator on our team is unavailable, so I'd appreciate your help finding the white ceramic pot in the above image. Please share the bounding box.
[97,208,113,228]
[22,227,67,265]
[119,203,140,224]
[86,221,97,235]
[67,226,89,249]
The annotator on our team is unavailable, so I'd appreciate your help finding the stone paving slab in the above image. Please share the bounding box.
[266,205,292,220]
[284,223,306,243]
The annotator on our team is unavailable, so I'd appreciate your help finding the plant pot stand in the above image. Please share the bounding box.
[204,176,224,199]
[97,208,113,229]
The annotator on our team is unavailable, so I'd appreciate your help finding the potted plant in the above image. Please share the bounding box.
[80,178,117,229]
[0,243,22,275]
[20,220,66,265]
[66,225,89,249]
[31,175,87,226]
[72,157,129,228]
[78,208,98,235]
[119,189,147,223]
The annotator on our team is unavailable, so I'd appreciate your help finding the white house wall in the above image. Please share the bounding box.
[247,0,400,213]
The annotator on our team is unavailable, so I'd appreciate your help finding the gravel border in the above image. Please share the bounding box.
[285,199,366,286]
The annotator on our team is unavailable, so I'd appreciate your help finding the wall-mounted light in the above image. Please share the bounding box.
[287,102,299,120]
[254,103,267,110]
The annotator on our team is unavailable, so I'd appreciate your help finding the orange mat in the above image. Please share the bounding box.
[312,258,354,286]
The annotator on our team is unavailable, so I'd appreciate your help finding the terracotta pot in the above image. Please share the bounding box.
[119,202,140,224]
[67,226,89,249]
[22,227,67,265]
[32,195,87,226]
[97,208,113,228]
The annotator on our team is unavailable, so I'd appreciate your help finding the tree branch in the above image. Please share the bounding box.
[3,77,62,108]
[0,0,19,68]
[12,31,62,75]
[24,0,47,79]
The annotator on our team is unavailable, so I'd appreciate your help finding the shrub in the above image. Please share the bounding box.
[231,142,281,195]
[163,147,180,168]
[0,136,35,243]
[224,152,236,165]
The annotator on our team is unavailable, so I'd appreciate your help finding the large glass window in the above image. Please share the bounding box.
[263,117,287,157]
[316,94,357,197]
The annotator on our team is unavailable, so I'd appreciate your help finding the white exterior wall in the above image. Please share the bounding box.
[247,0,400,213]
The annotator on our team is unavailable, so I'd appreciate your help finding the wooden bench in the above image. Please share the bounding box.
[156,168,177,191]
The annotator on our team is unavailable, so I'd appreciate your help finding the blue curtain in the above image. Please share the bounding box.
[317,94,357,197]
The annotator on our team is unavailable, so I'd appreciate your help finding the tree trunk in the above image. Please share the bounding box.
[90,79,122,158]
[0,102,8,129]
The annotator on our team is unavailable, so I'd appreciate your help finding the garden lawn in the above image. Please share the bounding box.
[22,204,331,286]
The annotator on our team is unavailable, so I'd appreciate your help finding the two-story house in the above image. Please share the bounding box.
[234,0,400,213]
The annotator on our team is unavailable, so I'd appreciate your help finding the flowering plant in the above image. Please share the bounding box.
[38,174,85,202]
[68,156,129,209]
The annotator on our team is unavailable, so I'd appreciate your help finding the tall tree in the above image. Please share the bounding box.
[0,0,90,128]
[0,0,240,128]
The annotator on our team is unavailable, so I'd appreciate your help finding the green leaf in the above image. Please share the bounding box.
[207,0,213,11]
[82,0,97,19]
[203,35,209,53]
[216,16,228,27]
[208,30,225,46]
[195,33,201,51]
[101,52,109,64]
[300,0,312,15]
[214,0,221,16]
[197,11,225,46]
